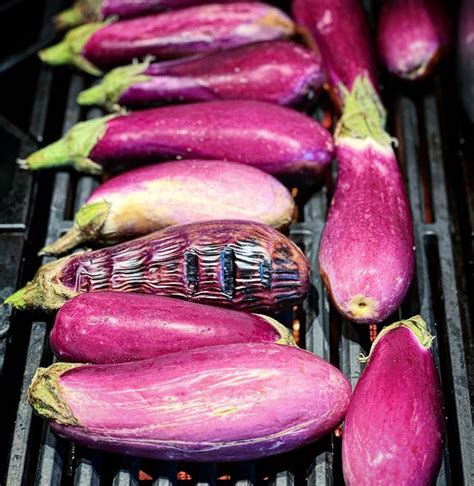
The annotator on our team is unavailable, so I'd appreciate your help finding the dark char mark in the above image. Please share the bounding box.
[220,247,235,299]
[184,251,199,295]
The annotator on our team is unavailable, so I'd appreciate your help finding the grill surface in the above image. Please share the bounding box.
[0,1,472,485]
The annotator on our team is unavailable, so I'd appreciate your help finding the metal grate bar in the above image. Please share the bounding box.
[35,427,66,486]
[6,322,48,485]
[423,95,473,485]
[112,458,139,486]
[271,470,295,486]
[0,0,60,229]
[73,450,102,486]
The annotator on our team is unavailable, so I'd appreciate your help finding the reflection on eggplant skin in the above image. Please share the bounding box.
[458,0,474,122]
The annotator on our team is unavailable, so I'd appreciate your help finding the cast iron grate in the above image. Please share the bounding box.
[0,0,472,485]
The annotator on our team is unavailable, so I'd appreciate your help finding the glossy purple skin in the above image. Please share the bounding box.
[90,100,334,180]
[83,3,294,68]
[120,41,324,106]
[292,0,378,104]
[101,0,251,18]
[50,292,287,363]
[377,0,451,80]
[319,140,415,323]
[58,220,310,312]
[50,343,352,461]
[342,326,444,484]
[85,160,295,238]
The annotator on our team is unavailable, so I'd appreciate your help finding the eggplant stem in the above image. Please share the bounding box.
[53,7,85,30]
[39,228,85,256]
[3,258,80,311]
[40,200,111,256]
[359,315,434,364]
[24,116,113,172]
[257,314,297,347]
[29,363,82,426]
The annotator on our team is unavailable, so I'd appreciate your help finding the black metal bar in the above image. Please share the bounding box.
[423,95,473,485]
[6,321,48,485]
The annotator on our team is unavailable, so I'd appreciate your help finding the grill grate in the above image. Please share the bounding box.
[0,0,472,485]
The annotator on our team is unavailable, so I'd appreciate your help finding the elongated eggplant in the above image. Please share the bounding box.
[40,160,295,256]
[377,0,451,80]
[29,343,351,461]
[77,41,324,110]
[342,316,444,484]
[319,77,414,323]
[5,220,310,312]
[292,0,378,106]
[51,292,295,363]
[19,100,334,180]
[40,3,295,75]
[54,0,253,30]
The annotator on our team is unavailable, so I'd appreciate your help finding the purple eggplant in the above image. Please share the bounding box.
[77,41,324,110]
[51,292,296,363]
[40,159,296,255]
[319,77,415,323]
[29,343,351,461]
[342,316,445,484]
[377,0,451,80]
[40,160,295,256]
[54,0,254,30]
[292,0,378,106]
[20,100,335,180]
[4,220,310,312]
[40,3,295,75]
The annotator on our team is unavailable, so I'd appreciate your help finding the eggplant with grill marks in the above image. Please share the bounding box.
[4,221,310,312]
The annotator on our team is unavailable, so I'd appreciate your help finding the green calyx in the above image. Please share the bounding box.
[53,0,103,30]
[39,22,106,76]
[40,200,111,256]
[257,314,297,347]
[53,7,87,30]
[29,363,82,426]
[359,315,434,363]
[77,61,152,111]
[3,258,80,311]
[335,74,394,148]
[20,115,116,173]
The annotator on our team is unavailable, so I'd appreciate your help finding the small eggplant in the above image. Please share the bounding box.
[29,343,351,461]
[54,0,253,30]
[77,41,324,110]
[319,77,414,323]
[20,100,335,182]
[292,0,378,106]
[51,291,295,363]
[342,316,445,484]
[40,160,296,256]
[5,220,310,312]
[377,0,451,80]
[40,3,295,75]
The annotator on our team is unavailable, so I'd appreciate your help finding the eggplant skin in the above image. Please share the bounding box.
[51,291,296,363]
[377,0,451,80]
[39,160,296,256]
[342,316,445,485]
[84,3,295,68]
[29,343,351,462]
[78,41,324,110]
[23,100,334,182]
[319,139,414,323]
[292,0,378,105]
[6,220,310,312]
